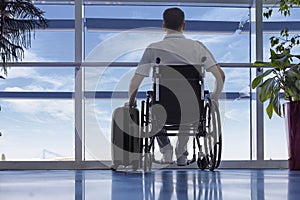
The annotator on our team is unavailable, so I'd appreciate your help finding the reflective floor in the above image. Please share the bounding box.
[0,169,300,200]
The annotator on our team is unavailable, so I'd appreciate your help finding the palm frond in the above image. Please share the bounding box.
[0,0,48,75]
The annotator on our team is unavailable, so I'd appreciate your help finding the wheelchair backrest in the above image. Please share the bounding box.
[152,65,204,125]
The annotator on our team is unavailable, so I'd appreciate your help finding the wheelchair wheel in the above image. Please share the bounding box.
[203,99,222,171]
[211,100,222,169]
[197,156,208,170]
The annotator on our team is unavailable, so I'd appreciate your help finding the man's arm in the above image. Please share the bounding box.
[128,74,145,107]
[207,64,225,101]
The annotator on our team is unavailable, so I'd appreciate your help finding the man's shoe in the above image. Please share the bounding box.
[177,156,188,166]
[161,149,173,164]
[175,148,188,166]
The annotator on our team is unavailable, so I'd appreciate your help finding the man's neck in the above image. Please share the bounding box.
[166,30,183,34]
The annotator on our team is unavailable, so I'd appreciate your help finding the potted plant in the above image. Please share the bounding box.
[252,0,300,170]
[0,0,47,76]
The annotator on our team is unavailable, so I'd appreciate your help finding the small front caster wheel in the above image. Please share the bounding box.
[197,157,208,170]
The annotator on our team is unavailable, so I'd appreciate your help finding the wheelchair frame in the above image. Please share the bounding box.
[140,65,222,172]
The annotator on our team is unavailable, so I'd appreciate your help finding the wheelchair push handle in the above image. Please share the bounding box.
[147,91,154,97]
[156,57,161,65]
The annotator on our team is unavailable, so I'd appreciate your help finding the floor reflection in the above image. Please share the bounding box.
[1,169,300,200]
[75,171,85,200]
[111,171,144,200]
[111,170,223,200]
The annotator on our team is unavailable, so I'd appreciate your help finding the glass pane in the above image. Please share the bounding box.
[83,5,252,162]
[85,6,249,21]
[263,34,300,62]
[262,7,300,22]
[251,68,257,160]
[84,66,152,92]
[19,5,75,62]
[36,5,74,19]
[24,32,75,62]
[221,67,251,160]
[0,67,74,92]
[262,8,300,61]
[84,31,164,62]
[84,99,125,161]
[84,66,252,161]
[260,8,300,160]
[84,6,250,63]
[0,66,74,161]
[189,34,250,63]
[264,104,288,160]
[0,99,74,161]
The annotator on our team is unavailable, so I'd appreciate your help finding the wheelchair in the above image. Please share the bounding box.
[140,62,222,171]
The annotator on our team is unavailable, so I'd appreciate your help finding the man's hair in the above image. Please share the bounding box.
[163,7,185,31]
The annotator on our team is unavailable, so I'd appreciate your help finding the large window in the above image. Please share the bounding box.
[0,99,74,160]
[0,66,74,160]
[1,2,298,166]
[0,4,75,161]
[30,5,75,62]
[261,7,300,160]
[83,6,252,161]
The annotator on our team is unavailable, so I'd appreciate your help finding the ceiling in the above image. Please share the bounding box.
[33,0,258,7]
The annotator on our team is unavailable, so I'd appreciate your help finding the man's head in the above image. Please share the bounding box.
[163,7,185,32]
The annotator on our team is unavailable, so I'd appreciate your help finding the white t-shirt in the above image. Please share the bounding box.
[135,33,217,77]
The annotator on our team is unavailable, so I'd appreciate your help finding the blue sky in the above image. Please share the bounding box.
[1,5,297,161]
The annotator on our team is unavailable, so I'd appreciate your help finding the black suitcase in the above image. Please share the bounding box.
[111,106,142,170]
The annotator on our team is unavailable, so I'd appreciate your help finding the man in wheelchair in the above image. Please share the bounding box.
[128,7,225,167]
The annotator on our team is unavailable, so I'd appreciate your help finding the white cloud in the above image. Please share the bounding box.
[87,28,163,62]
[225,108,249,121]
[4,87,26,91]
[4,67,73,92]
[5,67,37,79]
[190,8,248,21]
[2,48,74,120]
[23,49,52,62]
[85,28,164,90]
[0,79,5,86]
[4,99,73,121]
[0,49,48,78]
[189,34,224,45]
[34,74,73,91]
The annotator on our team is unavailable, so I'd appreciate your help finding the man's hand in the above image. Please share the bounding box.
[210,92,219,107]
[125,99,137,108]
[210,92,218,102]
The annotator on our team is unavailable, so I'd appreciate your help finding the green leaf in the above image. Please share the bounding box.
[296,80,300,90]
[272,92,282,117]
[270,50,291,69]
[259,78,275,102]
[253,61,272,67]
[285,87,294,99]
[266,99,274,119]
[251,69,274,89]
[291,37,296,44]
[288,68,300,79]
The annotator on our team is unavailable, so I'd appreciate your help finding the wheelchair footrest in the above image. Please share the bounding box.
[187,158,196,165]
[152,159,174,165]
